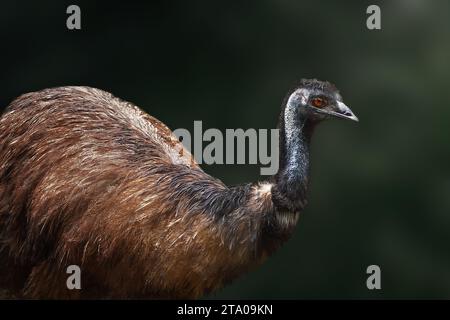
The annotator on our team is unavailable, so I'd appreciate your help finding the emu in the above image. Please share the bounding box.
[0,79,357,299]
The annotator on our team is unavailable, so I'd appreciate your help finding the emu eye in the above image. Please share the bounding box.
[311,97,327,108]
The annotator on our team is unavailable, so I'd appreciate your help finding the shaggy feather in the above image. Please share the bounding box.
[0,87,296,299]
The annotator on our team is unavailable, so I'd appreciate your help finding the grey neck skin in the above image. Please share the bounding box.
[284,101,310,184]
[272,93,314,212]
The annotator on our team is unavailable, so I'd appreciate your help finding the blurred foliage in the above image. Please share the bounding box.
[0,0,449,298]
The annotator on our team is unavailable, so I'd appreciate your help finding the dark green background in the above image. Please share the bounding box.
[1,0,449,299]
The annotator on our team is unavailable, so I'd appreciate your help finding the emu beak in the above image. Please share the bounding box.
[331,101,359,122]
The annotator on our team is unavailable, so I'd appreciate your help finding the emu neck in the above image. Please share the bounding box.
[273,107,315,212]
[282,107,313,184]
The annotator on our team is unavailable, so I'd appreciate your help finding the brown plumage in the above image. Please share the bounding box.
[0,81,357,299]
